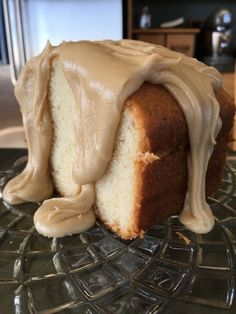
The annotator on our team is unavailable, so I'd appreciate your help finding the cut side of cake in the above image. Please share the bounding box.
[49,60,235,239]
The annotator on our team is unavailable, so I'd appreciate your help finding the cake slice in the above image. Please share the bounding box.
[49,60,235,239]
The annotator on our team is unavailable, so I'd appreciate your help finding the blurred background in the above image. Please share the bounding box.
[0,0,235,149]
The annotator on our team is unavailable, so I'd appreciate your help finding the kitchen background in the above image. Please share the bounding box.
[0,0,236,148]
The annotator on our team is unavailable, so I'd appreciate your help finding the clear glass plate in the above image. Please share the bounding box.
[0,150,236,314]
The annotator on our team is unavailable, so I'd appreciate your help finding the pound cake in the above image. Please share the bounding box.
[2,40,235,239]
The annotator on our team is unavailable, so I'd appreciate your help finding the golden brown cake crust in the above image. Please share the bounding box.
[102,83,235,240]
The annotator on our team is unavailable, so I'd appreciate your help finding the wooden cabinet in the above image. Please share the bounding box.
[133,29,199,57]
[127,0,200,57]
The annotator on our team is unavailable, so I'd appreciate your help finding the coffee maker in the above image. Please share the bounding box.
[202,8,234,71]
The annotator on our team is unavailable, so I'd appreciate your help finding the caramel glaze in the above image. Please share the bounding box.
[3,40,223,237]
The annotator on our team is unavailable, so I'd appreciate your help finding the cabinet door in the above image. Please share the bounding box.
[134,34,165,46]
[166,34,195,57]
[221,72,234,99]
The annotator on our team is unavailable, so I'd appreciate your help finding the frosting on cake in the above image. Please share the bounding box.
[3,40,223,236]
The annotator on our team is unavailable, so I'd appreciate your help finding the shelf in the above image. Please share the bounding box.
[133,28,201,34]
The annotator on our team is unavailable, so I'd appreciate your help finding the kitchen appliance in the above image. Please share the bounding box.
[202,7,234,72]
[3,0,123,84]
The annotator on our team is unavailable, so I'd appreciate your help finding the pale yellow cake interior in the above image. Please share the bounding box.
[95,107,139,235]
[50,60,79,197]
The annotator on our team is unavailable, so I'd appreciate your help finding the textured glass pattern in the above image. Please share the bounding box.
[0,151,236,314]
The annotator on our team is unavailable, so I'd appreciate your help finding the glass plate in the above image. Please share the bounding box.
[0,150,236,314]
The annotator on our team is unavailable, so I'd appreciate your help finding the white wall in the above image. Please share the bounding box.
[22,0,123,58]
